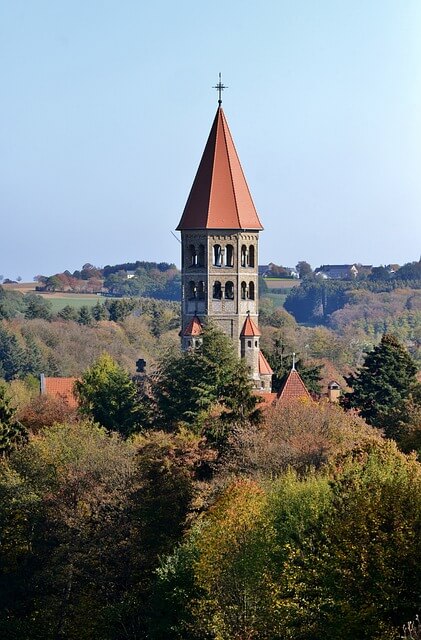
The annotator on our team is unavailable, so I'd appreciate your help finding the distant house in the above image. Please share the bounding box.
[314,264,372,280]
[258,265,271,276]
[259,263,299,278]
[126,271,136,279]
[40,374,79,408]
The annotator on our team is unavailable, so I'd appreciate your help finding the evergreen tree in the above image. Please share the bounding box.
[23,335,44,376]
[105,298,136,322]
[77,305,93,326]
[24,293,52,320]
[0,384,27,455]
[0,327,26,380]
[91,300,108,321]
[154,323,260,435]
[342,334,421,428]
[57,305,79,321]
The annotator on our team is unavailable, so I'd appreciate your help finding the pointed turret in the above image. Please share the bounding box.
[240,314,261,337]
[181,315,203,349]
[277,368,312,405]
[177,107,263,231]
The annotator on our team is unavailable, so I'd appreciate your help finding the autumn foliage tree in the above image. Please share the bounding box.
[75,353,141,436]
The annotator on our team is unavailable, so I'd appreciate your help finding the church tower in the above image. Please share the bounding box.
[177,93,272,392]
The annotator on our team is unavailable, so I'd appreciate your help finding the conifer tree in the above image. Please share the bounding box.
[342,334,421,428]
[91,301,108,321]
[0,384,28,456]
[0,327,26,380]
[154,323,259,434]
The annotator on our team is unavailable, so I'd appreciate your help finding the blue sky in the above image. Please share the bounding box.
[1,0,420,280]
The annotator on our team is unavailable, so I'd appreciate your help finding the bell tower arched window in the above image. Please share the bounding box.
[249,281,255,300]
[188,281,196,299]
[213,245,222,267]
[188,244,197,267]
[197,281,205,299]
[249,245,255,268]
[241,281,247,300]
[198,244,205,267]
[226,244,234,267]
[213,281,222,299]
[225,281,234,299]
[241,245,247,267]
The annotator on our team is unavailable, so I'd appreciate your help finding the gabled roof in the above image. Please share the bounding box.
[41,376,78,408]
[177,107,263,231]
[277,369,312,405]
[240,315,261,337]
[182,315,203,336]
[259,351,273,375]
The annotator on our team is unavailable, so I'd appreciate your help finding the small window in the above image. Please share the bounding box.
[188,281,196,299]
[213,281,222,299]
[213,244,222,267]
[226,244,234,267]
[188,244,197,267]
[249,281,255,300]
[241,281,247,300]
[225,281,234,299]
[241,244,247,268]
[197,281,205,299]
[248,340,252,348]
[249,245,255,268]
[255,341,258,347]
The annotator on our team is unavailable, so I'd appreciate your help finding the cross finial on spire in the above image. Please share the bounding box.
[213,72,227,106]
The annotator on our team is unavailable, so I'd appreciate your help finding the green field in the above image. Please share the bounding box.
[262,292,287,308]
[38,294,103,313]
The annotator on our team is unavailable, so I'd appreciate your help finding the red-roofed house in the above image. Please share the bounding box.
[40,374,79,408]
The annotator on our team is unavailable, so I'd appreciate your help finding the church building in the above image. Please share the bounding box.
[177,89,272,393]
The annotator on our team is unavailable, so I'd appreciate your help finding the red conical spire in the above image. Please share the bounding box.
[177,107,263,231]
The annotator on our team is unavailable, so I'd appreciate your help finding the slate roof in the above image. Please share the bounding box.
[177,107,263,231]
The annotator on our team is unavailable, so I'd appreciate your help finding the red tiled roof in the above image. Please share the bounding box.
[254,391,277,407]
[43,377,78,408]
[258,351,273,375]
[177,107,263,231]
[240,315,261,337]
[277,369,312,405]
[182,315,203,336]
